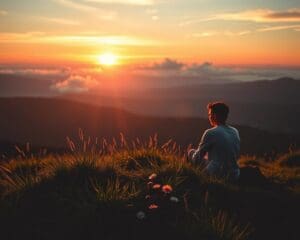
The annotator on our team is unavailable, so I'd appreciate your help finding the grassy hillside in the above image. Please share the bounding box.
[0,133,299,240]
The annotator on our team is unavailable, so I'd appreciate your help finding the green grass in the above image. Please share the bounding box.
[0,132,299,240]
[239,150,300,188]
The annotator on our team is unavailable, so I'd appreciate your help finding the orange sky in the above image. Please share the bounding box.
[0,1,300,66]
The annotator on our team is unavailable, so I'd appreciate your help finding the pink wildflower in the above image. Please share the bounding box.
[148,173,157,180]
[148,204,159,210]
[162,184,173,193]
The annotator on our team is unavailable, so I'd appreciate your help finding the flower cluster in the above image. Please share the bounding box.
[136,173,180,220]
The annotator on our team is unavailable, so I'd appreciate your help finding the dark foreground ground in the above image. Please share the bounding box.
[0,136,299,240]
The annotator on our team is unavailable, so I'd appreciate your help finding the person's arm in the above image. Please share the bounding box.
[192,130,213,164]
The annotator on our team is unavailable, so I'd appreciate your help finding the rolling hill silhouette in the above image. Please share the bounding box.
[1,74,299,134]
[0,97,298,157]
[63,78,300,134]
[0,74,56,97]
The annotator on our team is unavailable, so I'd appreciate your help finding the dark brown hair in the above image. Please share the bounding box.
[207,102,229,124]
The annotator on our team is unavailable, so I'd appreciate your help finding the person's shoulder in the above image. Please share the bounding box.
[228,125,239,133]
[227,125,240,137]
[204,126,218,135]
[200,127,216,141]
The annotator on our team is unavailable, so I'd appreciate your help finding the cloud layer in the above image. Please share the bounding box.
[53,0,117,20]
[215,8,300,23]
[1,60,300,95]
[0,32,159,46]
[181,8,300,26]
[51,74,98,93]
[84,0,155,5]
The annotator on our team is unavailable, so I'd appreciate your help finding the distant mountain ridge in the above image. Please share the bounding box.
[1,74,300,134]
[0,74,56,97]
[63,77,300,134]
[0,97,298,156]
[0,73,299,102]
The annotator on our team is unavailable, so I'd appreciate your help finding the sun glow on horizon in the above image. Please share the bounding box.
[97,53,118,66]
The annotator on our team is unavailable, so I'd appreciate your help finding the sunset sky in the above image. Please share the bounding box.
[1,0,300,66]
[0,0,300,93]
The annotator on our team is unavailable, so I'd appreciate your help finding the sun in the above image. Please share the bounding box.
[97,53,118,66]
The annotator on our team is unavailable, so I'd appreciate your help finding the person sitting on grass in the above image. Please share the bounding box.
[188,102,240,180]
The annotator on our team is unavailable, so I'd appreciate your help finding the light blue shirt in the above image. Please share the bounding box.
[193,125,240,178]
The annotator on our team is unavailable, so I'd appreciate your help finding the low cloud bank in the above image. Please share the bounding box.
[0,59,300,95]
[51,74,98,93]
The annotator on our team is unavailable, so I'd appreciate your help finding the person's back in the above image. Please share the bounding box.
[204,125,240,178]
[188,102,240,180]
